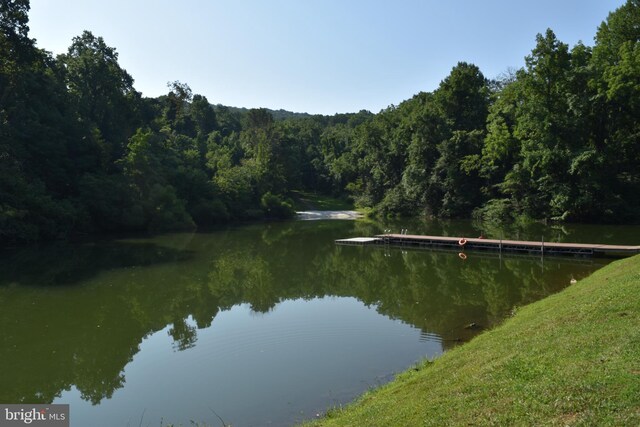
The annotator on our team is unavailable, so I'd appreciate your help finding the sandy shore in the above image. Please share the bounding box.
[296,210,364,220]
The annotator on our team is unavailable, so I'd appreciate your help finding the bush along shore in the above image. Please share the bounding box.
[305,255,640,426]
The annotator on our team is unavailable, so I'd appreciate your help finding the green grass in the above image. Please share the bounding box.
[305,255,640,426]
[290,190,354,211]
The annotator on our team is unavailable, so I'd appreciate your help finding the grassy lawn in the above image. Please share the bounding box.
[305,255,640,426]
[290,190,354,211]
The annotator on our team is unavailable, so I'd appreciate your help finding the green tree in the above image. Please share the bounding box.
[190,94,217,137]
[0,0,83,241]
[434,62,490,131]
[590,0,640,219]
[501,30,574,220]
[431,130,485,217]
[401,93,448,215]
[425,63,489,217]
[241,109,287,195]
[119,129,195,231]
[164,81,195,135]
[59,31,139,164]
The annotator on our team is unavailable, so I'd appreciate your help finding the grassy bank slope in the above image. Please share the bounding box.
[307,255,640,426]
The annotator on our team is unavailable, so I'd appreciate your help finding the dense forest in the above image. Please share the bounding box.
[1,0,639,244]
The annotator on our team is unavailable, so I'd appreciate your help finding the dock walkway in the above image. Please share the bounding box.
[335,234,640,258]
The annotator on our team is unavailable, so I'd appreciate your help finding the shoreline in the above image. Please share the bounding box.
[296,210,364,220]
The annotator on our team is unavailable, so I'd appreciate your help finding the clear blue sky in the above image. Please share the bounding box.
[28,0,626,115]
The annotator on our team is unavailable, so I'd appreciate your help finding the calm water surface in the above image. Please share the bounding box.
[1,219,637,426]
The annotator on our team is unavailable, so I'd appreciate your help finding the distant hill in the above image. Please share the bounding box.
[213,104,375,128]
[214,105,313,121]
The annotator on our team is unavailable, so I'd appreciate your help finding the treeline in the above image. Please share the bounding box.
[1,1,639,244]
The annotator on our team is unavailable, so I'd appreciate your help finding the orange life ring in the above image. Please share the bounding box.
[458,238,467,246]
[458,252,467,260]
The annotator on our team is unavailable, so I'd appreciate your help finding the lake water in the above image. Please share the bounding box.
[1,218,636,426]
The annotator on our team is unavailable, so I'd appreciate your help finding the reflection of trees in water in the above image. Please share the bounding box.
[0,221,608,406]
[169,318,198,351]
[0,241,192,287]
[209,255,277,313]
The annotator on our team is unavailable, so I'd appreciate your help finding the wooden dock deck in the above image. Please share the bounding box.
[335,234,640,258]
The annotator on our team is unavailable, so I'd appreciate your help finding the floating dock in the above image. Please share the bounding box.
[335,234,640,258]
